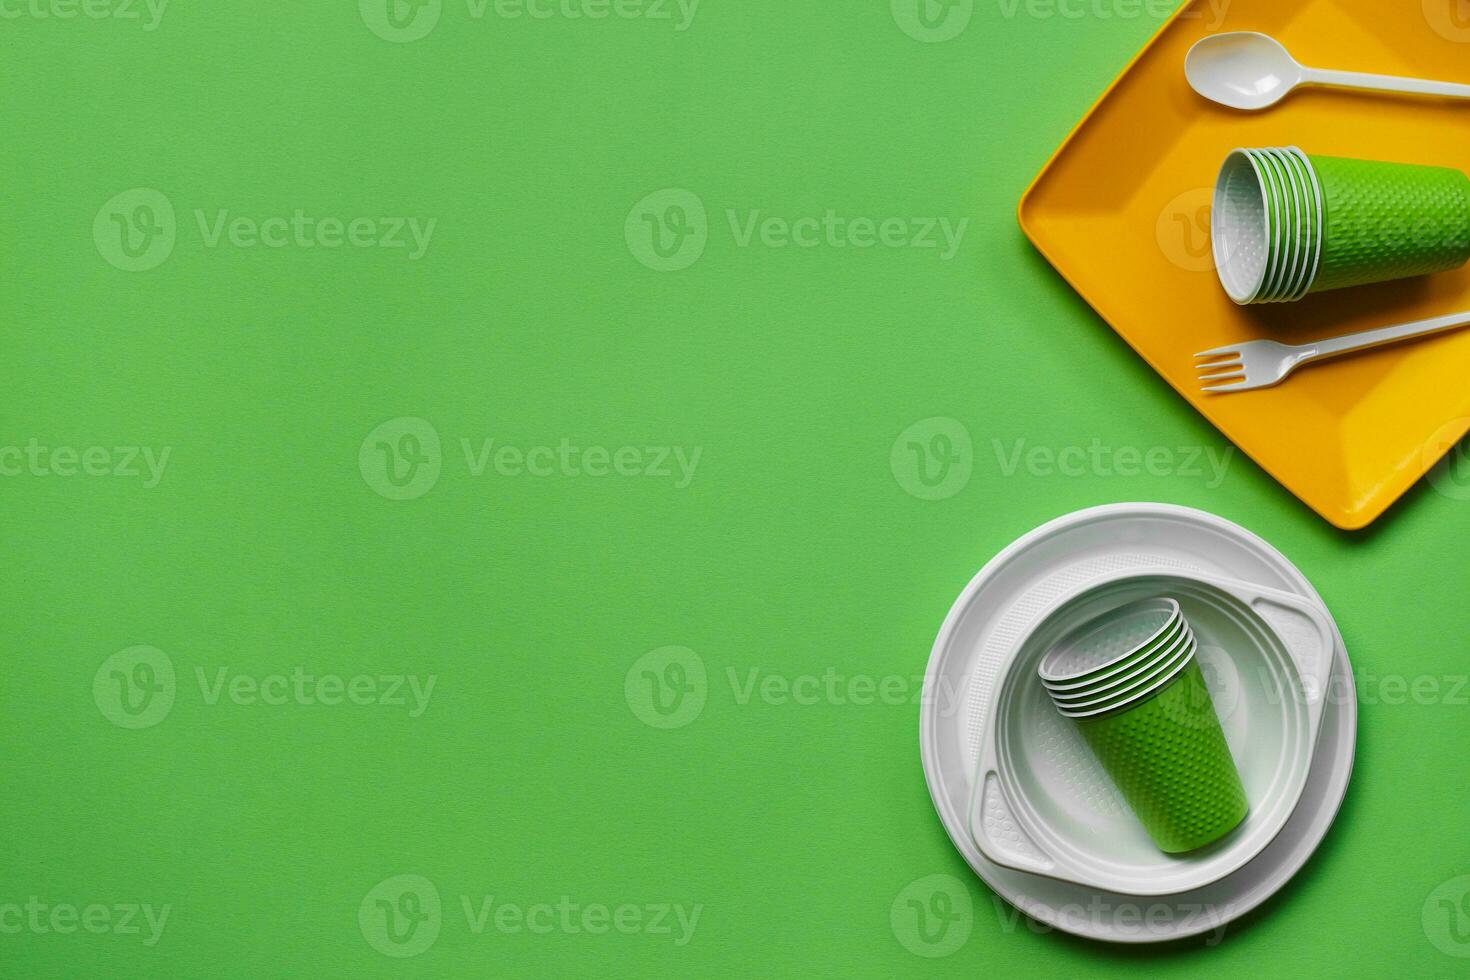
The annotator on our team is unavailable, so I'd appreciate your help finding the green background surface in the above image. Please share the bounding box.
[5,1,1470,976]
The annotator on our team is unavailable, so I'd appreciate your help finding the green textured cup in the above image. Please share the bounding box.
[1213,148,1470,303]
[1073,658,1248,854]
[1306,155,1470,294]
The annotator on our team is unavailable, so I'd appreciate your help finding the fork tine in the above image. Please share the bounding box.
[1197,366,1244,382]
[1194,344,1243,359]
[1201,378,1258,394]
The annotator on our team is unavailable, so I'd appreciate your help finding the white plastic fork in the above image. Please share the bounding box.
[1195,310,1470,393]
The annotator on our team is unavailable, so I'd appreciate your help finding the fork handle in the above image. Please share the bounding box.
[1303,310,1470,361]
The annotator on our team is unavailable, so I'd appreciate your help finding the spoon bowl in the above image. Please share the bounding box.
[1185,32,1304,111]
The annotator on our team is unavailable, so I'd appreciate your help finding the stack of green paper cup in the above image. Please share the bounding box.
[1211,147,1470,305]
[1038,597,1248,854]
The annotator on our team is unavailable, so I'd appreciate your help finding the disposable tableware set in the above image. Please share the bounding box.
[1187,31,1470,392]
[913,18,1470,944]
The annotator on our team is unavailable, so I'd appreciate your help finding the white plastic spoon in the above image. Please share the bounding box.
[1185,31,1470,111]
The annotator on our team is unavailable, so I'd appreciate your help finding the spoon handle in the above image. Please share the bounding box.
[1304,66,1470,101]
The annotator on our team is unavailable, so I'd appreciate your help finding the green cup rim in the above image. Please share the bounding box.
[1284,147,1325,299]
[1037,596,1181,684]
[1041,613,1185,693]
[1047,633,1195,709]
[1247,148,1306,302]
[1243,150,1288,302]
[1052,632,1197,715]
[1059,637,1199,719]
[1269,147,1320,300]
[1212,149,1274,303]
[1259,148,1309,300]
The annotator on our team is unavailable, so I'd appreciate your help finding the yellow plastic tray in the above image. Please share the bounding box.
[1019,0,1470,529]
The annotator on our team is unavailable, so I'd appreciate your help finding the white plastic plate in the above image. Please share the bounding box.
[918,504,1356,943]
[970,569,1334,895]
